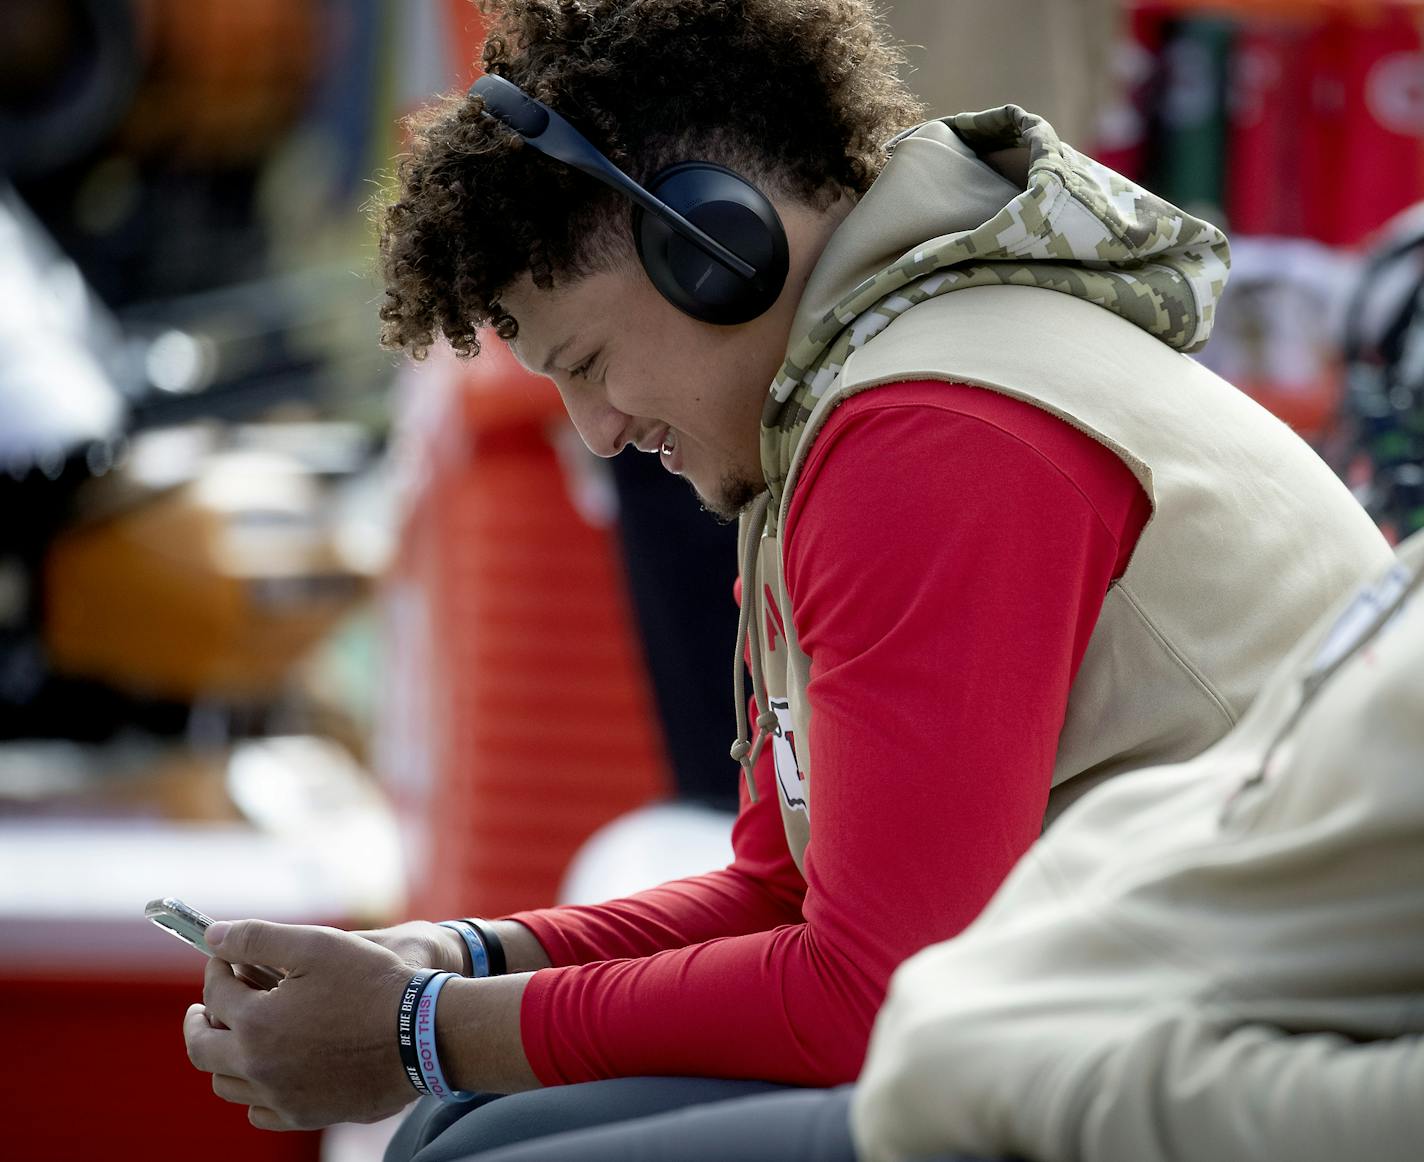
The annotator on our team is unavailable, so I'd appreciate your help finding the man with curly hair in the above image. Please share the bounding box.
[180,0,1392,1156]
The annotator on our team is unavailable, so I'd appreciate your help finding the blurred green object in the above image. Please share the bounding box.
[1153,16,1234,229]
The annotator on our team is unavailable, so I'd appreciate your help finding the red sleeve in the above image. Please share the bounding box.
[517,380,1149,1087]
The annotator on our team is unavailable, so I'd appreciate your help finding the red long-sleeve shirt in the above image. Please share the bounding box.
[506,379,1150,1086]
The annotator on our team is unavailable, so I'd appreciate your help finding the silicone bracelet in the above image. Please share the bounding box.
[462,917,507,977]
[414,972,476,1103]
[397,969,439,1096]
[438,920,489,978]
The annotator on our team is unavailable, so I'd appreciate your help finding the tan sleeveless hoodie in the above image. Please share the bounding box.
[731,109,1394,872]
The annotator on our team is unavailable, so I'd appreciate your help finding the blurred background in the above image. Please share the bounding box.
[0,1,1421,1160]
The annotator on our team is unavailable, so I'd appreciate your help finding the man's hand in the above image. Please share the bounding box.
[184,920,417,1131]
[352,920,468,975]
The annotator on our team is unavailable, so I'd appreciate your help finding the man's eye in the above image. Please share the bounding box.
[569,355,597,381]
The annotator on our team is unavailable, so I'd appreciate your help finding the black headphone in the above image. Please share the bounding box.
[470,73,789,325]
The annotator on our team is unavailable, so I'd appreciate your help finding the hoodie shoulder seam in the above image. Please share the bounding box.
[1114,581,1237,728]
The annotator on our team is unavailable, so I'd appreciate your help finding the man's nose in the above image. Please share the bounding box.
[565,394,628,458]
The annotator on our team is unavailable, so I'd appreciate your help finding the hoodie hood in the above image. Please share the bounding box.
[728,107,1231,803]
[759,105,1232,504]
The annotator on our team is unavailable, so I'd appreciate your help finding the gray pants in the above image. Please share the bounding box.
[460,1083,861,1161]
[384,1080,991,1162]
[383,1077,806,1162]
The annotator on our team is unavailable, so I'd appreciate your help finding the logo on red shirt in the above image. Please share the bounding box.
[768,697,806,815]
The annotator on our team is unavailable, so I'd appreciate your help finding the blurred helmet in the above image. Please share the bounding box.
[1341,201,1424,540]
[0,0,140,178]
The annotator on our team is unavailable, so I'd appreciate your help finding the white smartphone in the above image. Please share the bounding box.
[144,897,284,989]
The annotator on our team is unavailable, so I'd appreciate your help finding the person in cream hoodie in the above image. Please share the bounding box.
[851,528,1424,1162]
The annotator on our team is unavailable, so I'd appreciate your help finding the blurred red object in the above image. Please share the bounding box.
[1303,7,1424,246]
[0,971,321,1162]
[1227,18,1316,235]
[380,342,670,920]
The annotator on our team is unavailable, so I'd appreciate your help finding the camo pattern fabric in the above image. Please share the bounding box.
[760,105,1232,509]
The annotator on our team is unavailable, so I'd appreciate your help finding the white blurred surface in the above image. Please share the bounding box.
[0,736,404,969]
[559,801,736,905]
[321,1111,406,1162]
[0,815,402,970]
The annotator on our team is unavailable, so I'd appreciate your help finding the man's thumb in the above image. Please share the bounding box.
[206,918,293,964]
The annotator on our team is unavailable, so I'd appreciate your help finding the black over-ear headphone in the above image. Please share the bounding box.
[470,73,789,325]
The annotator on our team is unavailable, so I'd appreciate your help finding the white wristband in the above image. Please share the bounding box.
[414,971,476,1103]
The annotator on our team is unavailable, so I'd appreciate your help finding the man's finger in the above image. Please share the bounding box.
[184,1003,232,1074]
[212,1073,260,1106]
[206,918,338,970]
[248,1105,293,1132]
[202,952,250,1024]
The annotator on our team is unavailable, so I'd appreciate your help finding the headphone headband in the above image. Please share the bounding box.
[472,74,757,282]
[469,73,787,324]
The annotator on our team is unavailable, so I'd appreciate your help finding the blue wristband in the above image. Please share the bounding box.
[463,918,506,977]
[414,972,476,1103]
[438,920,490,978]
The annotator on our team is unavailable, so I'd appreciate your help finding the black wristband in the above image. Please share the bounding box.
[463,918,507,977]
[397,969,439,1095]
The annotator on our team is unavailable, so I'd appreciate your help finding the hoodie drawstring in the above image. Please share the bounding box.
[730,492,777,802]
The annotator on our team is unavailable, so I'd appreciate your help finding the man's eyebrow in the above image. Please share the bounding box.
[539,337,574,377]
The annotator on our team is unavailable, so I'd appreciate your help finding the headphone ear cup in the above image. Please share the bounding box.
[634,162,788,325]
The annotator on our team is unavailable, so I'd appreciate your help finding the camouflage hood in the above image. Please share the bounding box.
[759,106,1232,509]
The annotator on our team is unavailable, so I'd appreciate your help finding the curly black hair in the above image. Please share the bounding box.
[377,0,922,358]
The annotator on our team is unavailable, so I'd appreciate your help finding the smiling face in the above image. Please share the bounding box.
[502,194,853,521]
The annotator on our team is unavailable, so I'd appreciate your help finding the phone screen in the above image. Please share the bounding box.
[145,896,216,956]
